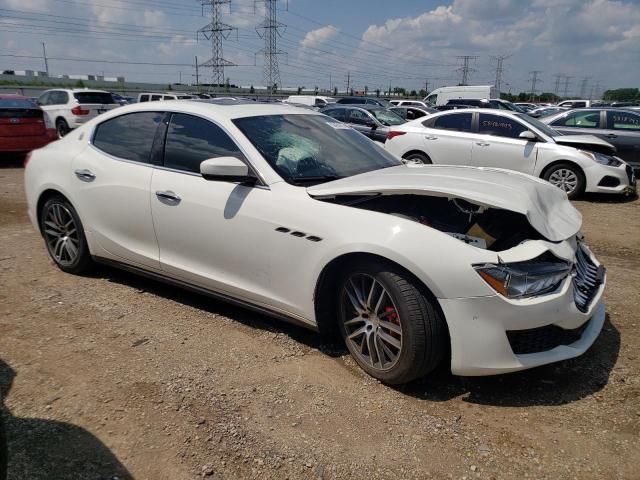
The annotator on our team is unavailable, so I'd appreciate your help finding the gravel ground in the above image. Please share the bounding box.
[1,163,639,479]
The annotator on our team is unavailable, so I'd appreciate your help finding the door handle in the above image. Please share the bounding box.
[155,190,181,204]
[74,169,96,182]
[475,142,491,147]
[424,136,438,140]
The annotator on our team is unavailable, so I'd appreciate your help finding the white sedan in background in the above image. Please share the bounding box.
[384,109,635,198]
[25,102,606,384]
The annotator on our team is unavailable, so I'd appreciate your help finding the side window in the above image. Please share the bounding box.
[324,109,346,122]
[433,113,473,132]
[348,109,373,125]
[93,112,163,163]
[164,113,245,174]
[151,95,162,101]
[552,110,600,128]
[164,95,176,100]
[574,102,587,108]
[38,92,50,106]
[49,91,68,105]
[607,111,640,131]
[314,98,326,107]
[478,114,527,138]
[140,95,150,102]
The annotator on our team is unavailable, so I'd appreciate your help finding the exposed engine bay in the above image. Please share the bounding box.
[329,194,546,251]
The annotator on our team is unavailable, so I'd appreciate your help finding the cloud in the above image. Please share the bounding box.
[301,25,339,48]
[4,0,49,10]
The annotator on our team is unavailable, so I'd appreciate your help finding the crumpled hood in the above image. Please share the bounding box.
[307,164,582,242]
[554,134,616,153]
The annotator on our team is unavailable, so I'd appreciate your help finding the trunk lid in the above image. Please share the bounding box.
[73,92,119,119]
[0,108,46,137]
[554,134,617,155]
[307,164,582,242]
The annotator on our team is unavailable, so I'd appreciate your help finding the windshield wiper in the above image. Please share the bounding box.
[289,175,342,186]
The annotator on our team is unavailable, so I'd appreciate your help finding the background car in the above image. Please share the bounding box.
[37,89,119,138]
[284,95,336,108]
[542,108,640,172]
[321,105,405,142]
[446,98,524,112]
[0,94,56,155]
[389,100,431,108]
[24,101,607,384]
[384,108,635,198]
[389,105,436,121]
[110,93,133,106]
[527,106,568,118]
[335,96,389,107]
[556,99,595,109]
[515,102,537,112]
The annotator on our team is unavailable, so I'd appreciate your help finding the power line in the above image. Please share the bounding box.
[456,56,478,86]
[255,0,286,93]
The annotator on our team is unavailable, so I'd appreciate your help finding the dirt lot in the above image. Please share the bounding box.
[1,163,639,479]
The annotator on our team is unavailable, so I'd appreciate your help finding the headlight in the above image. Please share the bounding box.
[474,258,572,299]
[579,150,622,167]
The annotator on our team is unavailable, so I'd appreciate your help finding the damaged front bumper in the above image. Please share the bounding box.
[440,241,606,376]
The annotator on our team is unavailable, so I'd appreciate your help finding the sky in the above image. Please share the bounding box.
[1,0,639,95]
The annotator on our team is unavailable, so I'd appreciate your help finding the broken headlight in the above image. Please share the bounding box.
[580,150,623,167]
[474,258,572,299]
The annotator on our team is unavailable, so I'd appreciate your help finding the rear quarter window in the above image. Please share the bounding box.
[93,112,163,163]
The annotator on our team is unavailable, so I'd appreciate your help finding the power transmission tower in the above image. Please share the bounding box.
[579,77,590,98]
[256,0,287,95]
[345,71,350,95]
[424,79,430,94]
[563,76,573,98]
[491,54,511,98]
[456,55,478,85]
[528,70,542,101]
[197,0,236,89]
[553,74,563,96]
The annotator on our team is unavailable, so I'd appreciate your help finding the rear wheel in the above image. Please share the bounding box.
[403,151,432,164]
[337,260,446,384]
[56,118,70,138]
[543,162,585,199]
[40,196,93,274]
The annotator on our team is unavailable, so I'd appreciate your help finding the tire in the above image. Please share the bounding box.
[39,195,93,274]
[543,162,585,199]
[337,259,446,384]
[56,118,70,138]
[403,151,432,164]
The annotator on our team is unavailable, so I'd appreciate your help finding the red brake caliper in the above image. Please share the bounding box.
[384,306,400,339]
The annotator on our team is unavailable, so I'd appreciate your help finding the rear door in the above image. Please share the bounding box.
[548,109,604,136]
[73,91,119,120]
[346,109,377,139]
[471,113,538,174]
[71,111,165,269]
[420,112,474,165]
[603,110,640,167]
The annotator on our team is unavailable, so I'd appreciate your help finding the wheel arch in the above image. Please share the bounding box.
[313,251,449,343]
[539,159,585,180]
[402,149,432,161]
[36,188,71,235]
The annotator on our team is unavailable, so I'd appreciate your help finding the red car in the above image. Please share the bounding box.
[0,94,57,154]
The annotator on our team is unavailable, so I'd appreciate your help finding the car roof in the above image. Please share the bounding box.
[102,100,322,120]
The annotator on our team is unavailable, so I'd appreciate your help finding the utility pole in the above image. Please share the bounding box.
[424,79,430,94]
[256,0,287,96]
[528,70,542,101]
[345,71,350,95]
[456,55,478,86]
[198,0,236,90]
[41,42,49,76]
[194,56,200,88]
[553,73,563,96]
[579,77,590,98]
[329,73,331,92]
[563,76,573,98]
[491,54,511,98]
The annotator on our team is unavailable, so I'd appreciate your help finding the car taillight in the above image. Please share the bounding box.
[387,131,406,141]
[71,106,90,115]
[24,152,33,167]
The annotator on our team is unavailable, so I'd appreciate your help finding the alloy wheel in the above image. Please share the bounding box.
[548,168,578,194]
[43,203,80,266]
[341,274,403,371]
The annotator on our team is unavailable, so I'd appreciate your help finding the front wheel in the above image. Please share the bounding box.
[337,260,446,384]
[543,162,585,199]
[403,151,432,164]
[40,196,93,274]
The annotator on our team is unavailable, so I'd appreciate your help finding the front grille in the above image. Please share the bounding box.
[507,321,590,355]
[573,244,605,313]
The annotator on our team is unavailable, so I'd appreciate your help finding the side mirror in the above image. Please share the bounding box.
[519,130,538,141]
[200,157,257,184]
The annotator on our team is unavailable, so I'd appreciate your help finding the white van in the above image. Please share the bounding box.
[424,85,497,107]
[284,95,336,108]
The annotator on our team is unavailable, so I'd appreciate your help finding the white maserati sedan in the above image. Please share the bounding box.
[384,109,635,199]
[25,101,606,384]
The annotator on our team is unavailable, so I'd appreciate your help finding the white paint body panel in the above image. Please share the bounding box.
[24,101,607,376]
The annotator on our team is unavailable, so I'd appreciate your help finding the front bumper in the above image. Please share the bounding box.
[440,245,606,376]
[585,161,636,195]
